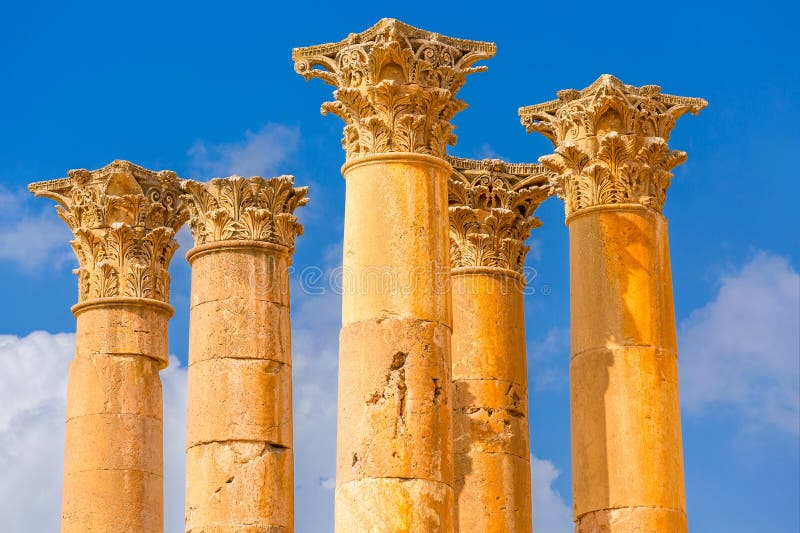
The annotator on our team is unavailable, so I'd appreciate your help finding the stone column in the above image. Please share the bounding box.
[447,157,550,533]
[179,175,308,532]
[29,160,187,533]
[519,75,707,533]
[293,19,495,532]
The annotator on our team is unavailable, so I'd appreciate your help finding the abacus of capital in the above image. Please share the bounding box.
[25,17,706,533]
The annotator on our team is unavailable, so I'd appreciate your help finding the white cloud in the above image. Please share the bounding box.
[0,276,573,532]
[162,357,188,532]
[679,251,800,436]
[188,123,301,179]
[0,331,188,533]
[474,143,506,160]
[531,455,573,533]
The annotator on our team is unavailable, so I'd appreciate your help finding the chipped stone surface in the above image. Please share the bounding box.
[185,441,292,532]
[451,273,532,532]
[338,317,453,485]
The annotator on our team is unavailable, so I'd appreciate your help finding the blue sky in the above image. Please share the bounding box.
[0,1,798,532]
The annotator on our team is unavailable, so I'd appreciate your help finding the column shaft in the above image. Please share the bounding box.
[452,271,531,533]
[569,205,685,531]
[335,154,454,532]
[63,298,170,532]
[185,242,293,532]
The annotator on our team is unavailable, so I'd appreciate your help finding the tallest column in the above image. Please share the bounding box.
[520,75,706,533]
[293,19,495,532]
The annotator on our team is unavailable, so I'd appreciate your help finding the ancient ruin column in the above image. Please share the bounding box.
[519,75,707,533]
[448,157,550,533]
[293,19,495,532]
[180,176,308,532]
[29,160,187,532]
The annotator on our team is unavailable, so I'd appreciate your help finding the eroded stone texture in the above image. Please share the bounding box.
[448,157,550,533]
[520,75,705,532]
[29,160,187,533]
[181,175,307,533]
[293,19,494,532]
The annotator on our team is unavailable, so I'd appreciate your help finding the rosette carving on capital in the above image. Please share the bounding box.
[448,156,552,274]
[519,74,707,216]
[292,18,495,160]
[29,160,188,303]
[180,175,309,250]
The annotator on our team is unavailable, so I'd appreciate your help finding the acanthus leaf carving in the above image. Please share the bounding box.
[519,74,707,216]
[447,156,552,274]
[28,160,188,304]
[180,175,309,250]
[293,18,495,160]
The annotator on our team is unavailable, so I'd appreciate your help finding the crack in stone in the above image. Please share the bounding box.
[432,378,443,405]
[365,351,408,437]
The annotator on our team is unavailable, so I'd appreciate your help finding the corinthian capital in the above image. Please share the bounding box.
[519,74,707,216]
[29,160,188,304]
[180,175,309,250]
[448,156,552,274]
[292,18,495,160]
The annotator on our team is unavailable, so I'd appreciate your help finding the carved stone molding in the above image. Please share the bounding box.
[29,160,188,304]
[293,18,495,160]
[448,156,552,273]
[519,74,707,216]
[180,175,309,250]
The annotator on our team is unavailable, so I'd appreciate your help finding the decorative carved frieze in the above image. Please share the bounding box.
[519,74,706,216]
[29,160,187,304]
[180,175,309,249]
[293,18,495,160]
[448,156,551,273]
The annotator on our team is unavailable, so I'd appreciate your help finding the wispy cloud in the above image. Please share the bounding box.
[679,251,800,436]
[188,123,301,179]
[0,188,73,271]
[528,326,570,391]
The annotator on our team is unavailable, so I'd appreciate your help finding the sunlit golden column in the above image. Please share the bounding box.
[293,18,495,532]
[447,157,550,533]
[520,75,706,533]
[180,175,308,532]
[29,161,187,532]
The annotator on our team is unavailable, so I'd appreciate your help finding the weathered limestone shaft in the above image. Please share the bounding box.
[29,161,187,532]
[447,157,550,533]
[180,176,308,532]
[520,75,707,533]
[293,19,495,532]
